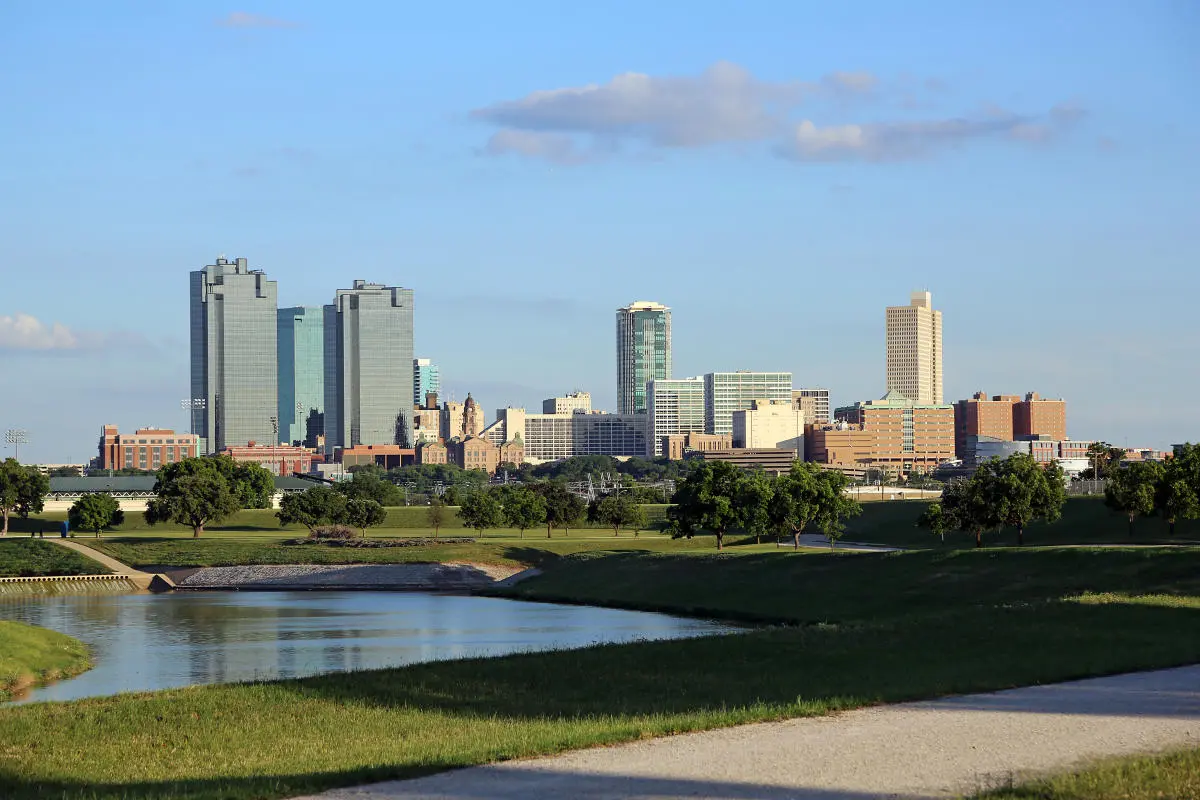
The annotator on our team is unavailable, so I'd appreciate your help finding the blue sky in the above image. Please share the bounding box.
[1,1,1197,463]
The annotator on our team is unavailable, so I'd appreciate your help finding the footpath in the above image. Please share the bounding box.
[296,664,1200,800]
[45,538,162,590]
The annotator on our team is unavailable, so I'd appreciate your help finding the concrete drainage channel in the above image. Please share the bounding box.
[170,563,535,592]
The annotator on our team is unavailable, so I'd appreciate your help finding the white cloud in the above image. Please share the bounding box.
[473,61,875,158]
[0,313,78,350]
[217,12,299,29]
[777,107,1081,162]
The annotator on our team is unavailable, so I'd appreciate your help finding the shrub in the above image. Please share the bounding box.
[308,525,357,541]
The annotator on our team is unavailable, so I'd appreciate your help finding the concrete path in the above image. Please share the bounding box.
[47,538,158,589]
[296,665,1200,800]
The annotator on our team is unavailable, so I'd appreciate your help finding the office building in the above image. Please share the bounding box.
[616,301,671,415]
[278,307,325,448]
[704,371,793,437]
[97,426,198,472]
[886,291,943,405]
[190,257,278,453]
[413,358,440,407]
[831,391,956,475]
[412,393,441,444]
[323,280,415,454]
[648,378,706,457]
[481,407,648,462]
[219,442,314,477]
[732,399,804,456]
[543,391,592,415]
[792,388,831,425]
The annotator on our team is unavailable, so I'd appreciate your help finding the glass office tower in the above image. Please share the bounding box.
[703,371,793,437]
[324,281,415,452]
[616,301,671,416]
[278,307,325,447]
[190,257,278,453]
[413,358,440,406]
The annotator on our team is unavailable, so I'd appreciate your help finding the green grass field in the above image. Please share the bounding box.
[0,539,113,578]
[974,746,1200,799]
[0,620,92,701]
[1,547,1198,800]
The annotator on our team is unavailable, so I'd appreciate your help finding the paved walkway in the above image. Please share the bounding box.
[296,665,1200,800]
[47,537,143,575]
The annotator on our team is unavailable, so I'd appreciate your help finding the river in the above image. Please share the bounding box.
[0,591,732,703]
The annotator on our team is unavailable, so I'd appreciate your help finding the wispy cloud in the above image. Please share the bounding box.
[474,62,1082,165]
[0,313,78,350]
[0,313,151,354]
[217,11,300,29]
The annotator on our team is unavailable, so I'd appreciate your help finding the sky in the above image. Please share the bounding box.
[1,1,1198,463]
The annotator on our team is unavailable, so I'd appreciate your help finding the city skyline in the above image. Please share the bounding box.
[2,3,1197,461]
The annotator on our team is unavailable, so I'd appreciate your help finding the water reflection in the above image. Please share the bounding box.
[0,592,732,703]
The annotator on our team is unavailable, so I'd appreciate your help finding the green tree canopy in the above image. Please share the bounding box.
[1104,460,1164,536]
[457,490,504,535]
[768,462,825,549]
[340,498,388,538]
[277,486,347,532]
[736,470,775,545]
[812,469,861,549]
[1157,444,1200,536]
[498,485,546,539]
[68,493,124,538]
[0,459,48,536]
[426,497,447,538]
[919,474,999,548]
[668,460,746,551]
[155,456,273,510]
[336,468,404,506]
[589,493,645,537]
[145,470,240,538]
[986,453,1067,546]
[531,482,586,538]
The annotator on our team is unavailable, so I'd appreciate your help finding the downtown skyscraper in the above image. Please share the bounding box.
[886,291,944,405]
[323,281,415,453]
[616,301,671,416]
[278,306,325,447]
[190,257,278,453]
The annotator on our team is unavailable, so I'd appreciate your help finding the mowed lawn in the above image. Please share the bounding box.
[1,547,1199,800]
[0,539,113,578]
[0,620,92,701]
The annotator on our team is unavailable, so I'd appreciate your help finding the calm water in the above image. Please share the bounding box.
[0,591,732,703]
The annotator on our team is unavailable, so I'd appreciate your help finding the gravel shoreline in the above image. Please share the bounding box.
[175,563,525,591]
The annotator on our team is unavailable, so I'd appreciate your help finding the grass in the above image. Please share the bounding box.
[973,746,1200,799]
[0,539,112,578]
[0,620,92,702]
[1,548,1198,799]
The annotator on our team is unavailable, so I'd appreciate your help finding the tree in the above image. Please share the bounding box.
[276,486,347,532]
[917,502,953,543]
[426,497,447,539]
[0,459,48,537]
[156,457,273,510]
[590,493,644,537]
[1156,444,1200,536]
[532,482,586,538]
[987,454,1067,546]
[498,486,546,539]
[1105,461,1164,536]
[736,469,775,545]
[336,467,404,506]
[768,462,823,549]
[68,493,124,538]
[48,465,82,477]
[145,472,240,538]
[668,460,745,551]
[457,490,504,536]
[814,469,861,549]
[1084,442,1125,481]
[922,474,999,548]
[340,498,387,538]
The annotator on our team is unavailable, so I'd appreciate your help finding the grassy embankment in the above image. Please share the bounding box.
[974,746,1200,800]
[0,539,112,578]
[0,620,92,701]
[1,546,1198,800]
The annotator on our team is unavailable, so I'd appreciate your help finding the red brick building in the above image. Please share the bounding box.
[220,442,315,476]
[97,425,198,471]
[954,391,1067,459]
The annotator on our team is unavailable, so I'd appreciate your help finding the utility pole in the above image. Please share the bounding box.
[269,416,279,477]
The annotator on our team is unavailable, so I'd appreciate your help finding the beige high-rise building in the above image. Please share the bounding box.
[886,291,943,405]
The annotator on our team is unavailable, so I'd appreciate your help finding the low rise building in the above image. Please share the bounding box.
[482,407,648,462]
[338,444,414,470]
[220,442,315,476]
[416,440,448,465]
[542,391,592,415]
[662,432,732,461]
[805,422,874,469]
[97,425,199,472]
[832,391,956,476]
[698,448,797,475]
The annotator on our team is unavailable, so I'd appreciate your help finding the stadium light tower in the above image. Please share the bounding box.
[4,428,29,462]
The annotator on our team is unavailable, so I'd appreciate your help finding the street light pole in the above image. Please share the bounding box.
[269,416,279,477]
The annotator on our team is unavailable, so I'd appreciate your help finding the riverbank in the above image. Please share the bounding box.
[1,546,1198,799]
[0,539,112,578]
[0,620,91,701]
[173,563,527,590]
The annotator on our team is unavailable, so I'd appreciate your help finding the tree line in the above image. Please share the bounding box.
[1103,443,1200,536]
